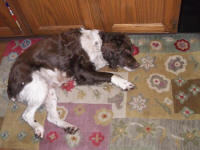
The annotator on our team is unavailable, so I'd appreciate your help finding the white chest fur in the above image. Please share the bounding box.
[18,68,68,103]
[80,28,108,70]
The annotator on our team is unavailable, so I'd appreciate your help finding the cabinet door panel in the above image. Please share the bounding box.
[9,0,181,34]
[0,0,22,37]
[10,0,93,34]
[98,0,181,32]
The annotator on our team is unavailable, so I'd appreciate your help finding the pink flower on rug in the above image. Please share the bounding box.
[174,39,190,51]
[150,40,162,51]
[89,132,104,146]
[132,44,139,56]
[61,80,75,92]
[47,131,59,143]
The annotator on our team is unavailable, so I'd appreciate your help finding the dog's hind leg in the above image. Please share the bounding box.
[22,103,45,138]
[20,73,48,139]
[45,88,79,135]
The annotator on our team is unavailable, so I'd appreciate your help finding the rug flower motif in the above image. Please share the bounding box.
[180,107,195,118]
[74,104,85,116]
[89,132,104,146]
[57,106,68,120]
[65,131,81,148]
[174,77,187,87]
[175,91,189,104]
[165,55,187,75]
[128,94,147,112]
[147,73,170,93]
[140,55,156,71]
[61,80,75,92]
[188,84,200,95]
[1,34,200,150]
[174,39,190,51]
[94,108,113,126]
[150,40,163,51]
[47,131,59,143]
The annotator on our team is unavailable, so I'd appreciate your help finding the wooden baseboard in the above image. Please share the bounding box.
[112,23,167,33]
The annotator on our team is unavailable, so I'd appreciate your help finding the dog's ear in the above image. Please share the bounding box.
[102,43,119,69]
[61,28,81,44]
[99,31,106,42]
[100,31,126,46]
[106,51,118,69]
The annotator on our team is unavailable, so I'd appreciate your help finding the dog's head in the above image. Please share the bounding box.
[100,32,140,71]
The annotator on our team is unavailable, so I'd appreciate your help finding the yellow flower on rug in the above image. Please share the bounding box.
[77,90,86,99]
[57,106,68,120]
[74,104,85,116]
[94,108,113,126]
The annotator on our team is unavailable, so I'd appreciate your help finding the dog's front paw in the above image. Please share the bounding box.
[121,80,135,91]
[118,80,135,91]
[64,126,79,135]
[111,75,136,90]
[34,125,44,139]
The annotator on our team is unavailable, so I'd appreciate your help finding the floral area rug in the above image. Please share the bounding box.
[40,103,112,150]
[0,33,200,150]
[127,34,200,120]
[110,118,200,150]
[0,38,122,150]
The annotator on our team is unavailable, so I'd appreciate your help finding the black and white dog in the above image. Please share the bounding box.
[7,28,140,138]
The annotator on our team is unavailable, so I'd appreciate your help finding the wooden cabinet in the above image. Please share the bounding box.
[0,0,22,37]
[100,0,181,33]
[2,0,182,36]
[8,0,86,35]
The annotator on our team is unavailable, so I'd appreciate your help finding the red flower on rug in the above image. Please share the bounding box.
[89,132,104,146]
[61,80,75,92]
[174,39,190,51]
[132,44,139,56]
[47,131,59,143]
[150,41,162,51]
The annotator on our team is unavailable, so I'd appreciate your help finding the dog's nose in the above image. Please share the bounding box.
[134,62,140,68]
